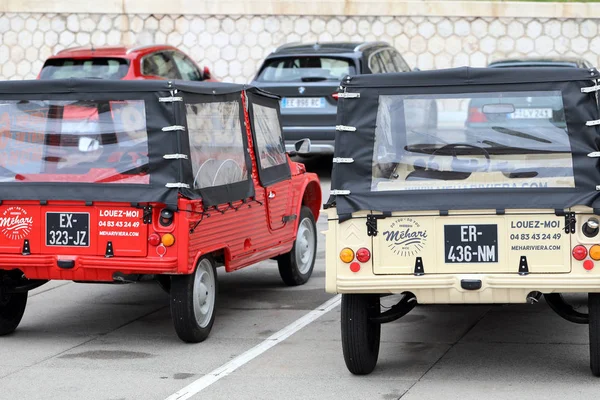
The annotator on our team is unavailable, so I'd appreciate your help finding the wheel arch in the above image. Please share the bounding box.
[298,177,322,222]
[191,246,230,273]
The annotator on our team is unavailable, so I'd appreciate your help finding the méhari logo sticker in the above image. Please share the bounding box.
[0,206,33,240]
[382,217,427,257]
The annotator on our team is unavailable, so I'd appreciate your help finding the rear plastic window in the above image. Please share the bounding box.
[372,91,575,192]
[39,58,129,80]
[256,57,356,82]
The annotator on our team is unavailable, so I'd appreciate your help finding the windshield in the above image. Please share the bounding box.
[256,56,356,82]
[39,58,130,80]
[0,99,149,184]
[372,90,575,192]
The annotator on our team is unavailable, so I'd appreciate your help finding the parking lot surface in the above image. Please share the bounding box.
[0,158,597,400]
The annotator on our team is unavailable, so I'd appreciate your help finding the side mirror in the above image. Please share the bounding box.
[78,137,100,152]
[412,67,421,72]
[287,139,312,157]
[203,66,212,80]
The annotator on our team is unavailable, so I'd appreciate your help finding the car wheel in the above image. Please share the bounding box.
[277,206,316,286]
[341,294,381,375]
[0,291,27,336]
[590,293,600,376]
[170,256,218,343]
[156,275,171,294]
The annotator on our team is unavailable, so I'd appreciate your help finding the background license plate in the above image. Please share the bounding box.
[282,97,325,108]
[46,212,90,247]
[511,108,552,119]
[444,224,498,263]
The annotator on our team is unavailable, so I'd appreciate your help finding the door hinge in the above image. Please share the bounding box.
[565,212,576,234]
[143,205,153,224]
[366,213,391,237]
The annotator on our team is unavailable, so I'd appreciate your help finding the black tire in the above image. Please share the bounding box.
[277,206,316,286]
[156,275,171,294]
[341,294,381,375]
[170,256,218,343]
[0,292,27,336]
[590,293,600,376]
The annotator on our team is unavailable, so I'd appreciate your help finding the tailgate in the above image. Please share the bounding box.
[373,213,570,274]
[0,204,148,257]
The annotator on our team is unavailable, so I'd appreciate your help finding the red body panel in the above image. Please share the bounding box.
[37,45,218,82]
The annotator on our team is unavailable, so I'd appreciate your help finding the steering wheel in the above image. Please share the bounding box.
[429,143,491,172]
[213,159,243,187]
[193,158,217,189]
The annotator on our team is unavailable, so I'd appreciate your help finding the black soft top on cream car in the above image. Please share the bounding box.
[327,66,600,217]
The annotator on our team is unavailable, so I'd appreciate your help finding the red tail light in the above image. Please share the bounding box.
[148,233,161,246]
[332,93,339,100]
[468,107,487,123]
[573,245,588,261]
[356,248,371,263]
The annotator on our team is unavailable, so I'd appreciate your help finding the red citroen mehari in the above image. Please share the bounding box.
[0,78,321,342]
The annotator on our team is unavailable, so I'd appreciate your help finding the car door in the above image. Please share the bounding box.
[172,51,203,81]
[379,49,398,73]
[141,51,182,80]
[367,50,385,74]
[248,95,294,233]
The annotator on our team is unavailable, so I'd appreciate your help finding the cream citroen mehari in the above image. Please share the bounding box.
[325,66,600,376]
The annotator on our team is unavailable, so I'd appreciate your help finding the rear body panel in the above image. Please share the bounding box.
[325,208,600,304]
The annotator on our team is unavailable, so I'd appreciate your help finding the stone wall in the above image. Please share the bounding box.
[1,13,599,82]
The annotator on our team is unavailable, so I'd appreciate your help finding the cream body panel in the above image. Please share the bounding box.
[325,206,600,303]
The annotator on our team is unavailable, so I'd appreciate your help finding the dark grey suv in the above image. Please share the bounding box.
[251,42,415,155]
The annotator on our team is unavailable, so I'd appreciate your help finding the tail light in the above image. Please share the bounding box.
[356,248,371,263]
[332,93,339,100]
[590,245,600,261]
[148,233,161,246]
[573,245,588,261]
[339,248,354,263]
[161,233,175,247]
[468,107,487,123]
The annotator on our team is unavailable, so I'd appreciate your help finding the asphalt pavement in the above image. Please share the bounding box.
[0,155,598,400]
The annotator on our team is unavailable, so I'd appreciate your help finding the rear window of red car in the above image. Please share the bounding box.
[39,58,129,80]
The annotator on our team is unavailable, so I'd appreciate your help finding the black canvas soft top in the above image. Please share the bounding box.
[328,67,600,217]
[0,78,276,97]
[339,66,600,88]
[0,79,281,207]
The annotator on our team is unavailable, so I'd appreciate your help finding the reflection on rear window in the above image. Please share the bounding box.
[256,57,355,82]
[39,58,129,80]
[0,100,149,184]
[372,91,575,192]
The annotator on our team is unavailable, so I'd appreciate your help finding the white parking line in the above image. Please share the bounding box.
[164,294,342,400]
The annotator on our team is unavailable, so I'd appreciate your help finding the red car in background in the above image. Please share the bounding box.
[37,44,215,82]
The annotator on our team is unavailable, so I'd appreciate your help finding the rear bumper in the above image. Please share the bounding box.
[0,254,180,281]
[329,273,600,304]
[285,141,335,155]
[282,126,336,154]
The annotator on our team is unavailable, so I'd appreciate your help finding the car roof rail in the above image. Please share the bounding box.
[353,41,389,52]
[54,45,87,55]
[126,44,173,54]
[274,42,302,52]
